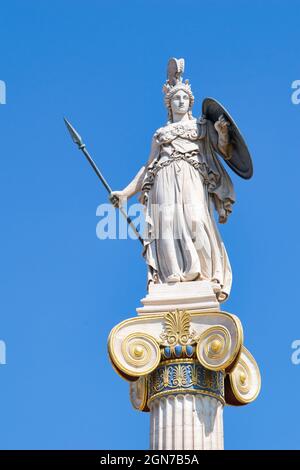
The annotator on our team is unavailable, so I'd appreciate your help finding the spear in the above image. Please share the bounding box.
[64,118,144,245]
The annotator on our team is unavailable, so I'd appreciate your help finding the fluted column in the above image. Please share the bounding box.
[149,394,223,450]
[147,358,225,450]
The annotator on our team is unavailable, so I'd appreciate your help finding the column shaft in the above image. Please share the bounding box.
[149,394,224,450]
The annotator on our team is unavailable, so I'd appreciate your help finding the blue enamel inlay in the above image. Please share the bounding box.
[164,346,171,358]
[149,362,225,403]
[174,345,182,357]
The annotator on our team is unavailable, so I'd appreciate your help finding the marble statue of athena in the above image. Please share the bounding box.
[107,58,259,451]
[111,58,238,301]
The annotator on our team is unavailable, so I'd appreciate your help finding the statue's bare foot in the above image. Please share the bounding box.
[183,272,199,281]
[166,274,181,283]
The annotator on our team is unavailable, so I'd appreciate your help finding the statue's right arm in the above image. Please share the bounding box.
[110,134,160,206]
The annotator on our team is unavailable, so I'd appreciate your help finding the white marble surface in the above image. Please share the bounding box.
[137,280,219,315]
[149,394,224,450]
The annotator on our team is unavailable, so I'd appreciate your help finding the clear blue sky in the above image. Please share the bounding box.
[0,0,300,450]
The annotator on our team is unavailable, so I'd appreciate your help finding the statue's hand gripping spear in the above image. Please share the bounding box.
[64,118,144,245]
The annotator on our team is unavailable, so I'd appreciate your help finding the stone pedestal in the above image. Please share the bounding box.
[137,281,219,315]
[108,282,261,450]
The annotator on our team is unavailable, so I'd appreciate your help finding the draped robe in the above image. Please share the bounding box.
[140,116,235,300]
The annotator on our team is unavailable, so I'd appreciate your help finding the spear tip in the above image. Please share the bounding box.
[64,117,83,147]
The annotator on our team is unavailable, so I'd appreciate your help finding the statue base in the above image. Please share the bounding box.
[137,280,219,315]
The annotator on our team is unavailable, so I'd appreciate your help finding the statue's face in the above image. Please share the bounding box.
[170,89,190,116]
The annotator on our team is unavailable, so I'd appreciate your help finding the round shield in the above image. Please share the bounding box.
[202,97,253,179]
